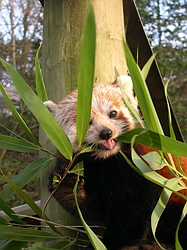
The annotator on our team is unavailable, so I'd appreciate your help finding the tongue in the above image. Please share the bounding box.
[102,139,116,150]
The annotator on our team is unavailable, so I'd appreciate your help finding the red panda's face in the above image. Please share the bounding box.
[44,75,138,159]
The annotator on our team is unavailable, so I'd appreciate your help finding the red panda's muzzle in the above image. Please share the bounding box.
[99,139,117,150]
[99,128,117,151]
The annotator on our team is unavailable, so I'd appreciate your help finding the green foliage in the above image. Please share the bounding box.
[0,157,52,201]
[35,44,48,102]
[0,58,72,160]
[0,84,39,145]
[0,226,63,242]
[0,134,41,152]
[0,151,40,207]
[123,40,187,249]
[76,4,96,147]
[0,240,28,250]
[73,180,106,250]
[135,0,187,141]
[118,128,187,157]
[123,42,163,134]
[0,4,187,250]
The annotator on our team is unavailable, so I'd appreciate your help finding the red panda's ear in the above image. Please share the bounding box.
[114,75,138,111]
[44,100,58,115]
[116,75,133,95]
[116,75,134,98]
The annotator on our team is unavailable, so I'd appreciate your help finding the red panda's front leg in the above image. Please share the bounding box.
[48,158,100,220]
[48,171,85,216]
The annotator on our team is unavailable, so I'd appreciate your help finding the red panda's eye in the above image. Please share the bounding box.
[109,110,117,118]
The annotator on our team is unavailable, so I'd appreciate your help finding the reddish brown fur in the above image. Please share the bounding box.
[135,143,187,205]
[45,75,187,249]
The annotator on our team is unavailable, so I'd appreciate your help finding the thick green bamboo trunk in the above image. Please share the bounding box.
[40,0,127,247]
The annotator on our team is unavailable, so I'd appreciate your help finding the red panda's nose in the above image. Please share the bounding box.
[99,128,113,140]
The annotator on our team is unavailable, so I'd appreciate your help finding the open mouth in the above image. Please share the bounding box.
[99,138,117,151]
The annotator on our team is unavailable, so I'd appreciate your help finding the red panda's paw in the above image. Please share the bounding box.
[48,169,64,192]
[48,172,87,216]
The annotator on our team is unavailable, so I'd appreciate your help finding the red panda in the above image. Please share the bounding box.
[44,75,187,250]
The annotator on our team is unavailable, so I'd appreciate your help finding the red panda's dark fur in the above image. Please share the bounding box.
[45,76,187,250]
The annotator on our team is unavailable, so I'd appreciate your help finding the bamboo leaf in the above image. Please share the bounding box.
[0,83,40,146]
[151,179,181,249]
[118,128,187,157]
[35,43,48,102]
[50,240,73,249]
[0,58,72,160]
[76,4,96,146]
[127,142,187,250]
[120,85,144,127]
[0,216,8,225]
[130,136,187,199]
[141,53,157,80]
[2,174,43,217]
[175,201,187,249]
[0,196,25,225]
[71,161,84,176]
[123,41,164,134]
[2,174,60,234]
[0,225,62,242]
[142,151,166,171]
[0,239,27,250]
[73,180,106,250]
[0,134,40,152]
[164,80,177,140]
[0,157,52,201]
[131,144,168,186]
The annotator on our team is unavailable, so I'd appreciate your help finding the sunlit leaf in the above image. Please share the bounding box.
[118,128,187,157]
[151,178,184,249]
[35,43,48,102]
[142,151,166,171]
[120,86,144,128]
[76,4,96,146]
[141,53,157,80]
[164,79,177,140]
[123,41,164,134]
[130,135,187,198]
[0,58,72,160]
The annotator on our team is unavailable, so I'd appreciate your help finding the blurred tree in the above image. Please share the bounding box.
[0,0,43,136]
[135,0,187,140]
[0,0,43,88]
[0,0,43,207]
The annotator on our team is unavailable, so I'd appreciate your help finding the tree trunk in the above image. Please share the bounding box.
[93,0,127,82]
[40,0,127,247]
[10,0,16,69]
